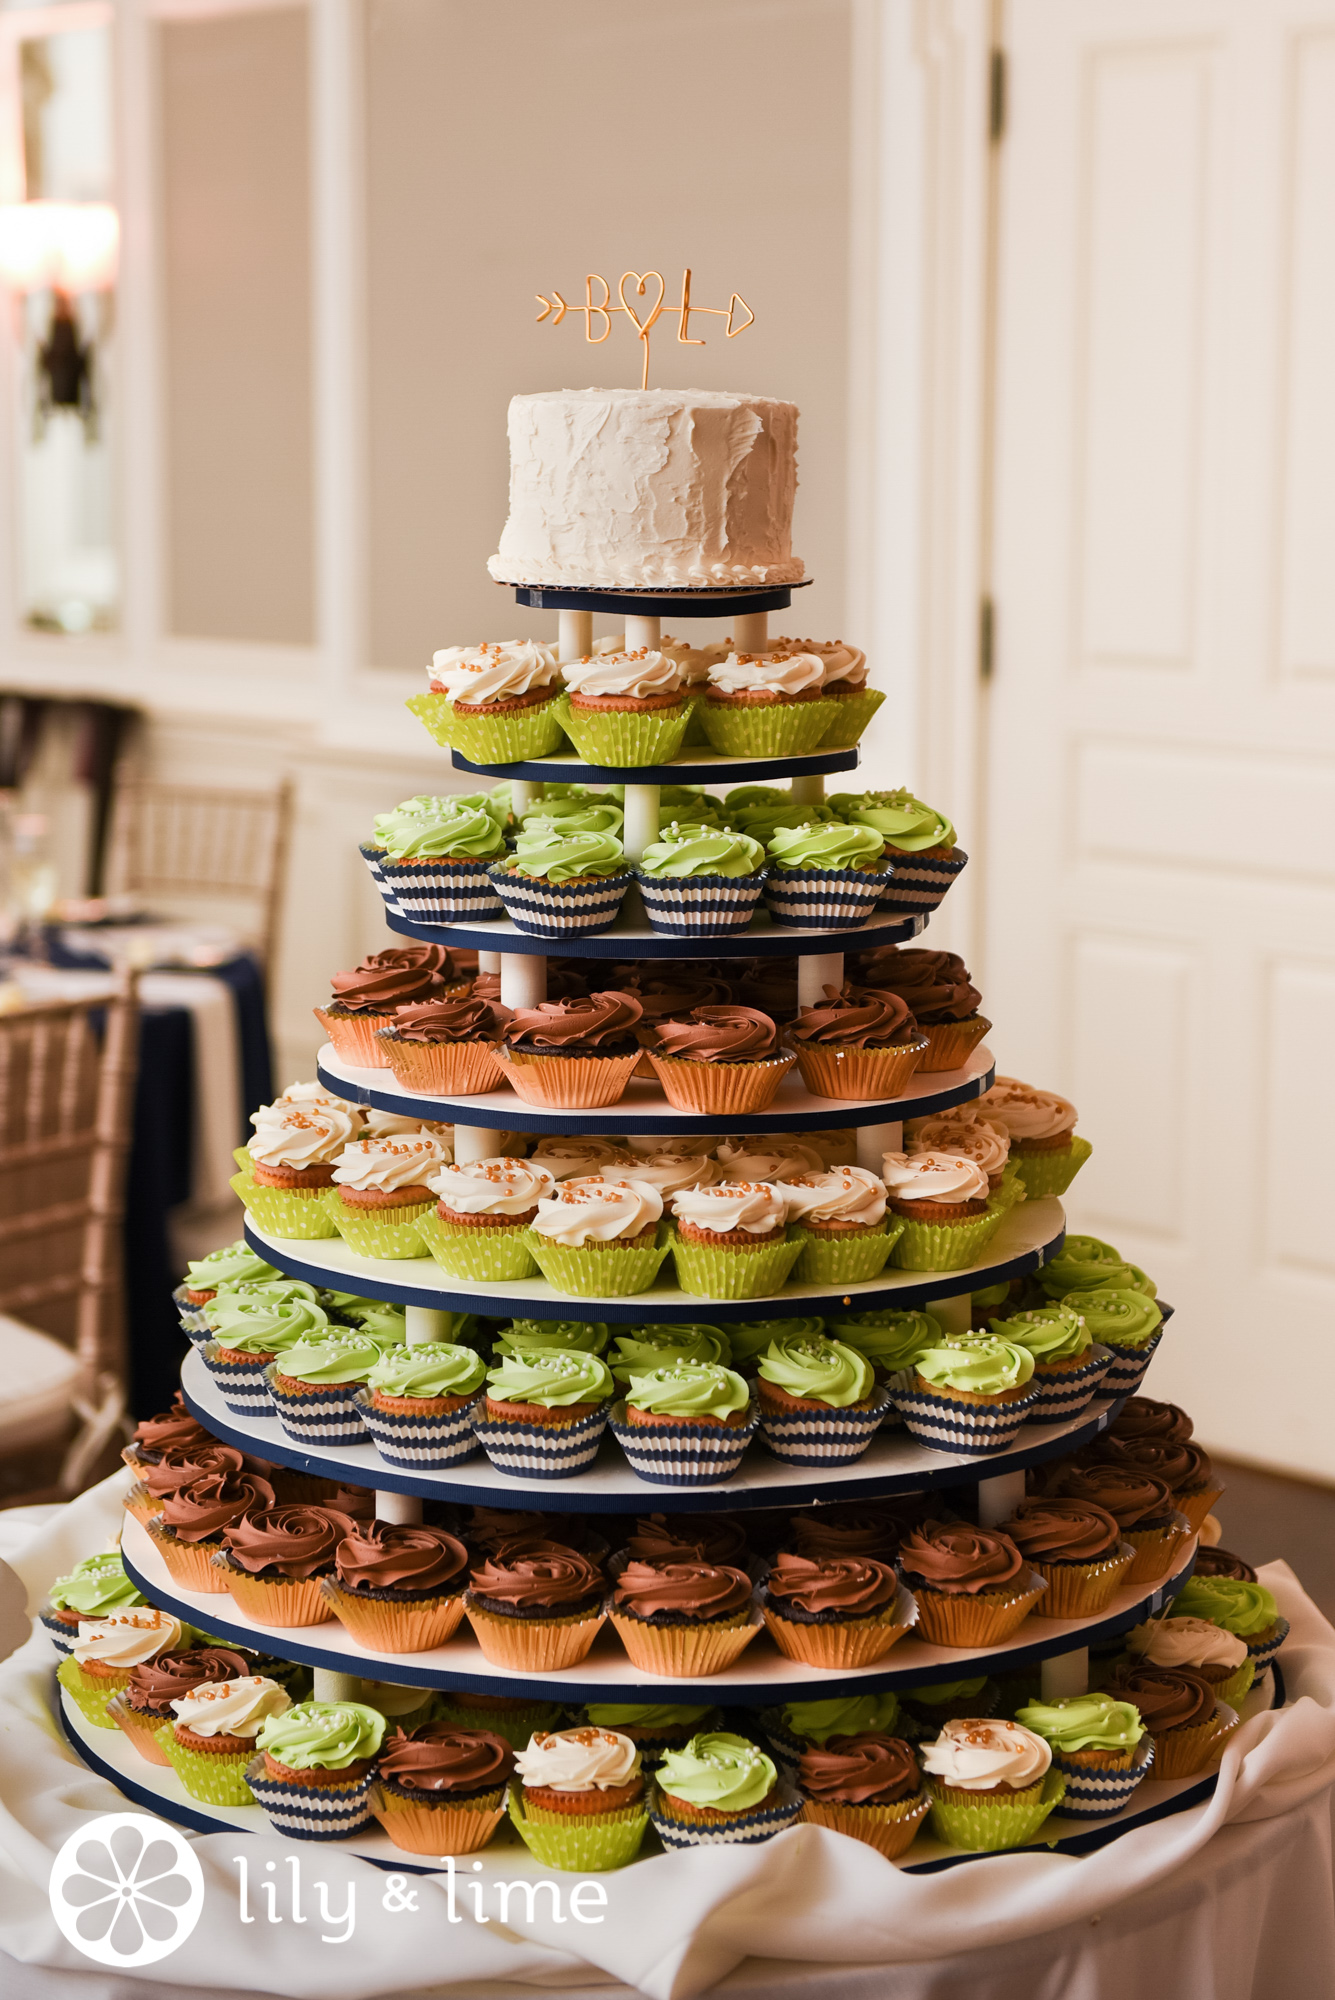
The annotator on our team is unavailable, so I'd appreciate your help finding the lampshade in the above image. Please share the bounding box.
[0,201,118,292]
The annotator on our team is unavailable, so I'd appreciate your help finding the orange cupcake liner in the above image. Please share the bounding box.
[370,1784,506,1855]
[761,1602,916,1669]
[1028,1545,1135,1619]
[911,1574,1047,1648]
[313,1008,395,1068]
[1123,1519,1194,1586]
[800,1790,931,1859]
[123,1483,164,1527]
[464,1599,605,1670]
[647,1051,797,1116]
[106,1697,173,1767]
[915,1016,993,1074]
[608,1610,762,1678]
[789,1038,929,1104]
[321,1580,468,1653]
[379,1035,506,1097]
[147,1522,229,1594]
[495,1046,643,1109]
[215,1559,334,1628]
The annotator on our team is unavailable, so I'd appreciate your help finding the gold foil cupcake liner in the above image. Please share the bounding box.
[464,1599,606,1670]
[1122,1515,1194,1586]
[122,1482,164,1527]
[915,1015,993,1074]
[321,1580,468,1653]
[608,1608,762,1678]
[761,1582,918,1669]
[1028,1544,1135,1619]
[911,1571,1047,1648]
[789,1037,929,1104]
[147,1520,229,1594]
[213,1556,334,1628]
[370,1783,507,1855]
[1174,1486,1225,1534]
[1151,1702,1238,1780]
[379,1033,505,1096]
[648,1050,797,1116]
[799,1789,930,1859]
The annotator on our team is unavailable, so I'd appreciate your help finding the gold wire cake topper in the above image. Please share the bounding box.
[534,269,755,390]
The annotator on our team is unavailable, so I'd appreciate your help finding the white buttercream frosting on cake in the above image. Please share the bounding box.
[488,388,804,590]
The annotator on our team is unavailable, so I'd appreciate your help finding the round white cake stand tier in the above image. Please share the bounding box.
[239,1195,1066,1324]
[449,743,858,785]
[60,1664,1279,1875]
[179,1345,1123,1513]
[379,902,926,959]
[118,1511,1197,1703]
[314,1041,996,1137]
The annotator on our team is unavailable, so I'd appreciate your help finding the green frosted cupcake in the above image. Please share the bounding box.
[754,1332,886,1465]
[1065,1289,1163,1348]
[823,1308,943,1382]
[635,825,769,938]
[1038,1235,1157,1298]
[726,1316,824,1374]
[495,1319,613,1358]
[762,1691,903,1770]
[181,1241,281,1304]
[489,829,633,937]
[651,1731,799,1847]
[608,1323,733,1380]
[43,1552,145,1653]
[474,1351,616,1478]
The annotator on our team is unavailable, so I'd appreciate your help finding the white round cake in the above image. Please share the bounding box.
[488,387,804,591]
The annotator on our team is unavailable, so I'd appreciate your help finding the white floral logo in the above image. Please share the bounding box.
[49,1813,204,1968]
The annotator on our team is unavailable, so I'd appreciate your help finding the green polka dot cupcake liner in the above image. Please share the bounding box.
[416,1209,541,1282]
[523,1228,674,1299]
[791,1219,905,1285]
[553,693,692,768]
[888,1205,1007,1271]
[319,1190,435,1260]
[815,686,886,749]
[697,697,837,759]
[508,1788,649,1870]
[230,1170,339,1241]
[163,1733,258,1807]
[926,1768,1065,1851]
[1011,1136,1093,1200]
[669,1228,806,1301]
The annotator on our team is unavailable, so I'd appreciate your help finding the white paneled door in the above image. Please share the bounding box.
[985,0,1335,1474]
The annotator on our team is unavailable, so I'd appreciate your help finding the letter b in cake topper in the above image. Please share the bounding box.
[534,268,755,389]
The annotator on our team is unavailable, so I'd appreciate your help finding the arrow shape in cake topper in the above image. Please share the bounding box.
[534,269,755,390]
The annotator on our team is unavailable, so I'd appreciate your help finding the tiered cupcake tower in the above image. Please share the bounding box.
[58,581,1274,1872]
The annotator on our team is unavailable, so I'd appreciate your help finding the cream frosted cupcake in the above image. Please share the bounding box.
[557,647,691,765]
[420,1156,555,1282]
[699,648,835,758]
[526,1175,670,1298]
[411,637,564,759]
[975,1075,1091,1199]
[754,1331,886,1464]
[235,1102,360,1240]
[1172,1575,1288,1672]
[530,1135,642,1178]
[323,1132,450,1258]
[1123,1615,1254,1712]
[163,1674,292,1807]
[905,1106,1011,1193]
[881,1150,1004,1270]
[509,1727,649,1871]
[920,1717,1063,1851]
[669,1181,802,1300]
[57,1609,186,1727]
[780,1165,904,1284]
[715,1136,824,1179]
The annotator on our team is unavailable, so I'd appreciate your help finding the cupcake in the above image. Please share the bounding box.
[716,1136,824,1178]
[780,1165,904,1284]
[107,1645,254,1765]
[761,1554,912,1668]
[582,1703,720,1758]
[324,1133,450,1258]
[357,1341,487,1469]
[200,1293,332,1415]
[433,1690,567,1751]
[557,647,690,765]
[411,638,564,760]
[488,829,633,936]
[41,1552,145,1654]
[496,1317,612,1357]
[899,1677,999,1732]
[465,1505,608,1559]
[798,1732,930,1857]
[1193,1546,1258,1583]
[623,1512,751,1568]
[975,1075,1091,1199]
[822,1308,943,1397]
[1100,1664,1228,1779]
[1123,1615,1254,1711]
[473,1350,616,1477]
[1092,1436,1223,1534]
[361,795,508,924]
[881,1150,1004,1270]
[265,1332,379,1446]
[897,1521,1046,1646]
[420,1157,555,1282]
[669,1181,802,1300]
[163,1673,292,1805]
[837,788,967,916]
[314,944,465,1068]
[146,1467,276,1593]
[377,993,510,1096]
[919,1717,1063,1850]
[647,1005,793,1113]
[887,1335,1037,1451]
[370,1723,514,1855]
[609,1559,759,1675]
[754,1332,886,1464]
[57,1609,186,1727]
[1174,1574,1286,1670]
[726,1314,826,1376]
[235,1103,359,1240]
[495,993,645,1108]
[175,1240,281,1335]
[852,946,991,1072]
[249,1699,387,1838]
[520,793,625,837]
[652,1731,799,1847]
[1039,1234,1156,1299]
[613,1363,757,1487]
[904,1107,1012,1194]
[1066,1289,1165,1395]
[990,1303,1108,1419]
[509,1727,649,1871]
[123,1439,257,1528]
[122,1392,212,1471]
[323,1520,470,1651]
[608,1323,730,1378]
[635,823,769,939]
[1110,1397,1193,1444]
[698,648,835,758]
[1044,1464,1191,1586]
[1013,1692,1149,1806]
[525,1175,670,1298]
[464,1543,607,1670]
[216,1504,352,1626]
[530,1135,641,1178]
[762,1691,904,1774]
[791,638,883,747]
[1000,1498,1133,1617]
[786,988,927,1103]
[763,821,888,930]
[782,1507,903,1564]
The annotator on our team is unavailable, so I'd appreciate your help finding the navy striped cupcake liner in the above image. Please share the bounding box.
[608,1398,758,1484]
[1099,1329,1164,1397]
[634,868,769,937]
[875,846,969,914]
[885,1369,1039,1454]
[1022,1345,1113,1423]
[470,1403,610,1479]
[650,1784,803,1849]
[756,1387,893,1466]
[172,1286,211,1341]
[762,865,888,931]
[486,863,634,936]
[200,1341,275,1417]
[244,1758,373,1840]
[1053,1736,1154,1820]
[352,1385,484,1468]
[263,1364,371,1446]
[1247,1617,1290,1673]
[39,1610,78,1656]
[361,843,505,923]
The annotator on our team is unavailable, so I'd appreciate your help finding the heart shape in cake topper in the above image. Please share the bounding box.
[535,267,756,388]
[618,270,667,336]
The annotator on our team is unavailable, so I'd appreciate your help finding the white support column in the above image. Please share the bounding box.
[558,609,593,663]
[500,952,546,1009]
[789,771,827,807]
[734,611,769,653]
[312,1668,363,1703]
[976,1469,1026,1527]
[453,1123,506,1163]
[405,1306,452,1344]
[798,952,844,1010]
[510,780,542,815]
[625,614,661,652]
[622,784,661,863]
[1041,1649,1090,1699]
[477,951,501,976]
[856,1120,901,1173]
[374,1490,423,1526]
[933,1293,972,1336]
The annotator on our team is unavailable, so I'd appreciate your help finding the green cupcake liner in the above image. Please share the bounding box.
[793,1218,907,1285]
[416,1209,540,1281]
[1211,1658,1256,1710]
[670,1226,806,1301]
[816,687,886,749]
[889,1205,1007,1272]
[163,1733,257,1806]
[927,1769,1066,1851]
[523,1227,673,1299]
[57,1657,126,1728]
[508,1790,649,1872]
[697,699,837,759]
[405,691,456,749]
[1012,1136,1093,1200]
[682,695,710,747]
[231,1171,339,1241]
[991,1167,1029,1212]
[444,696,567,765]
[320,1191,434,1259]
[554,694,691,768]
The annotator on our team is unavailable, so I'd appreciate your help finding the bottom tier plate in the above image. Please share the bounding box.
[59,1665,1282,1875]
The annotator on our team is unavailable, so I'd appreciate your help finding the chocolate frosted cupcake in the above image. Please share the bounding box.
[782,1507,902,1564]
[1000,1498,1132,1618]
[496,993,645,1109]
[761,1554,912,1668]
[122,1392,212,1474]
[107,1646,253,1765]
[123,1439,250,1526]
[1108,1397,1194,1446]
[323,1521,470,1652]
[1045,1464,1192,1587]
[1193,1546,1258,1584]
[146,1467,276,1594]
[622,1513,750,1569]
[609,1561,759,1677]
[648,1006,794,1115]
[464,1541,606,1671]
[217,1504,353,1627]
[1100,1663,1226,1779]
[371,1724,514,1855]
[852,946,991,1073]
[314,944,465,1067]
[788,987,927,1102]
[897,1521,1045,1647]
[798,1731,930,1858]
[1093,1436,1223,1534]
[377,993,510,1096]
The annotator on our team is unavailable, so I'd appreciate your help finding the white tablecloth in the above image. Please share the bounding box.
[3,1473,1335,2000]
